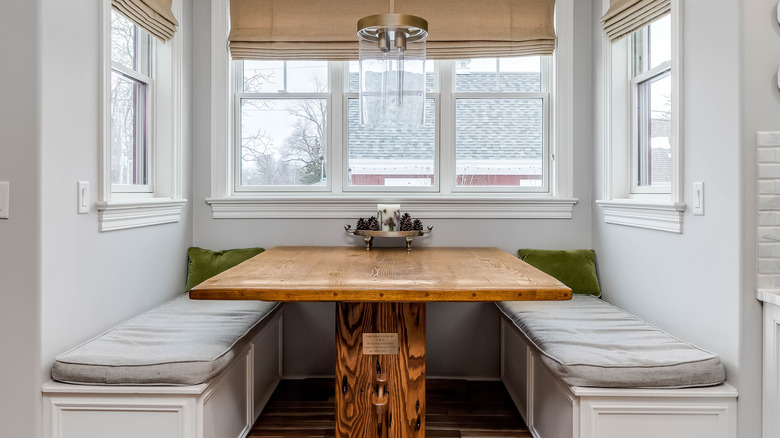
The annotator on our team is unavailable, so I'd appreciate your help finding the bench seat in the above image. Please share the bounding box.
[44,294,283,438]
[52,293,281,386]
[498,295,737,438]
[498,294,725,388]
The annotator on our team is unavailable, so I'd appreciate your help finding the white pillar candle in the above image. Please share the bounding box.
[377,204,401,231]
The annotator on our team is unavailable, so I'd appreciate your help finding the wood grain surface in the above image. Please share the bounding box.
[335,302,426,438]
[190,246,571,302]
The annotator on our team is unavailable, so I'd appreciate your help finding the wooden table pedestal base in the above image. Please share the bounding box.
[335,302,426,438]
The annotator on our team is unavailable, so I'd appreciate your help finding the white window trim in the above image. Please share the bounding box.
[99,0,186,231]
[110,59,154,194]
[630,60,671,195]
[597,0,685,233]
[341,61,441,195]
[208,0,576,219]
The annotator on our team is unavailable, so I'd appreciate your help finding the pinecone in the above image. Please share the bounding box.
[412,219,423,231]
[368,216,380,231]
[400,213,413,231]
[356,218,368,230]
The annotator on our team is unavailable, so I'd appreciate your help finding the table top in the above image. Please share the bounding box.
[190,246,572,302]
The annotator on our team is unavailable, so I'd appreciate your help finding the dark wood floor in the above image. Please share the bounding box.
[248,379,531,437]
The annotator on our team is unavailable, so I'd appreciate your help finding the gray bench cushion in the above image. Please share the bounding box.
[52,294,281,386]
[498,295,725,388]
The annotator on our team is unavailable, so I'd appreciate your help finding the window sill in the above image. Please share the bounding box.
[97,198,187,232]
[596,199,686,233]
[206,196,579,219]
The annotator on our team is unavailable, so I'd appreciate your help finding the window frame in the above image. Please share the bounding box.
[233,61,333,192]
[98,0,186,231]
[208,0,577,219]
[450,59,551,194]
[597,0,685,233]
[628,20,672,196]
[630,60,671,195]
[231,58,551,195]
[342,60,440,194]
[109,19,155,194]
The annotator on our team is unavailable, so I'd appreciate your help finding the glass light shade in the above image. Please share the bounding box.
[358,29,426,126]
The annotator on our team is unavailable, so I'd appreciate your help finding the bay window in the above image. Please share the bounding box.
[209,0,576,219]
[231,58,549,194]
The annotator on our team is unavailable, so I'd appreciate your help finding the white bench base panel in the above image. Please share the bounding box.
[501,318,738,438]
[42,309,283,438]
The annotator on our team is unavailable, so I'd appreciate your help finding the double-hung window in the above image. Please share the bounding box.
[232,58,550,194]
[99,1,186,232]
[209,0,576,219]
[345,61,438,191]
[237,61,330,189]
[630,15,672,195]
[452,57,550,192]
[110,10,153,193]
[599,0,684,233]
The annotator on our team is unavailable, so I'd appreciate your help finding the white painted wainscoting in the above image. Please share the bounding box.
[758,290,780,438]
[42,311,282,438]
[500,319,738,438]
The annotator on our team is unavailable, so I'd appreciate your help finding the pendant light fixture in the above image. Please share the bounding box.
[357,0,428,126]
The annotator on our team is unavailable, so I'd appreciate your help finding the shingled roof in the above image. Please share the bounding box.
[348,72,544,162]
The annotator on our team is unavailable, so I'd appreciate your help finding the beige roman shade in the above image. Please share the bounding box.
[113,0,179,42]
[228,0,556,60]
[601,0,670,42]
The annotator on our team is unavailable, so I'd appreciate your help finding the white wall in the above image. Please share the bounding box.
[37,0,193,412]
[0,1,42,437]
[739,0,780,435]
[591,0,766,436]
[191,0,593,378]
[0,1,194,434]
[4,0,769,435]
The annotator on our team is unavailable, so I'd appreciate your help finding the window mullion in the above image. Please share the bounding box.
[235,60,244,93]
[232,90,241,194]
[541,56,552,93]
[330,61,343,195]
[232,61,242,195]
[439,60,454,196]
[637,80,650,187]
[135,76,147,185]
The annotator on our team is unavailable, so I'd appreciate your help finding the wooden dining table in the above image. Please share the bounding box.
[190,246,571,438]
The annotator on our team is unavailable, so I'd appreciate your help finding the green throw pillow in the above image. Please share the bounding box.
[185,246,265,291]
[517,249,601,296]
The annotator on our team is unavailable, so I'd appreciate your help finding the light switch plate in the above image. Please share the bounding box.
[693,182,704,216]
[0,182,8,219]
[78,181,89,214]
